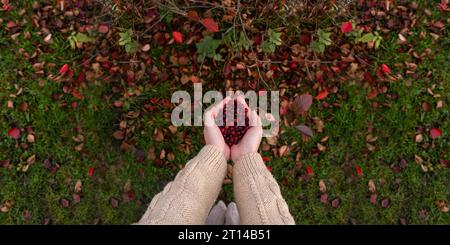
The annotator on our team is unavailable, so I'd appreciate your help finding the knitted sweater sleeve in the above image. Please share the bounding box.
[136,145,227,225]
[233,153,295,225]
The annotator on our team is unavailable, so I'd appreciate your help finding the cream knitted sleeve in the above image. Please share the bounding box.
[136,145,227,225]
[233,153,295,225]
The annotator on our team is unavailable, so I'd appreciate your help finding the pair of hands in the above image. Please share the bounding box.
[204,97,262,163]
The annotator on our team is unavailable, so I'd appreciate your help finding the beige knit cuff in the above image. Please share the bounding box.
[235,152,267,177]
[195,145,227,173]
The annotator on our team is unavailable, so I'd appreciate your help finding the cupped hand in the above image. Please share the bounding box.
[204,97,231,161]
[230,97,263,163]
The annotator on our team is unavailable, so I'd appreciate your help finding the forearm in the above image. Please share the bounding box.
[233,153,295,225]
[136,145,227,225]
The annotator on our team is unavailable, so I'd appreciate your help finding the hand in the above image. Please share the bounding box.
[204,97,231,161]
[230,97,263,163]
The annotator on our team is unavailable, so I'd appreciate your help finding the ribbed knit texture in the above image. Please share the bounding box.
[233,153,295,225]
[136,146,294,225]
[136,145,227,225]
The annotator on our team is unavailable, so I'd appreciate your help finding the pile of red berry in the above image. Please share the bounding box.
[217,100,250,146]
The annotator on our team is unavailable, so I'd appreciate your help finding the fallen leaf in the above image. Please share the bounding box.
[26,155,36,165]
[98,24,109,34]
[430,128,442,139]
[331,198,341,208]
[381,197,390,208]
[315,90,329,100]
[435,200,450,213]
[422,102,432,112]
[319,180,327,193]
[320,193,328,204]
[59,64,69,75]
[414,154,423,165]
[113,130,124,140]
[306,165,313,176]
[370,193,378,205]
[110,198,119,208]
[173,31,183,44]
[72,193,81,204]
[87,167,94,177]
[368,180,376,193]
[415,134,423,143]
[291,94,313,114]
[381,64,391,74]
[27,134,35,143]
[60,198,70,208]
[8,127,20,139]
[317,143,326,152]
[44,33,52,43]
[74,180,82,193]
[296,125,314,137]
[187,10,199,21]
[279,145,289,157]
[202,18,219,32]
[341,22,353,33]
[356,165,363,177]
[312,117,324,132]
[141,44,150,52]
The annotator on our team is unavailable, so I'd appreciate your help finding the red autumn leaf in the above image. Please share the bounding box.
[67,69,74,79]
[306,165,313,176]
[173,31,183,44]
[438,0,448,12]
[201,18,219,32]
[262,156,270,162]
[356,165,363,177]
[7,127,20,139]
[381,64,391,74]
[367,88,378,99]
[300,34,311,45]
[331,198,341,208]
[59,64,69,75]
[266,166,273,172]
[341,22,353,33]
[315,90,329,100]
[430,128,442,139]
[98,24,109,34]
[88,167,95,177]
[2,0,10,11]
[60,198,70,208]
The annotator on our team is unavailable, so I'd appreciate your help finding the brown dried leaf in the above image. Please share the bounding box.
[74,179,82,193]
[153,128,164,142]
[279,145,289,157]
[312,117,324,132]
[435,200,450,213]
[113,131,124,140]
[319,180,327,193]
[368,180,376,193]
[296,125,314,137]
[291,94,313,114]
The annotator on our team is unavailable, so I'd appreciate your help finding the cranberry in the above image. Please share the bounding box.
[216,100,250,146]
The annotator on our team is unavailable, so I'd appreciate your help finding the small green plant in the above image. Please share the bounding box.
[222,29,251,54]
[119,29,138,54]
[311,29,332,53]
[68,32,95,49]
[159,6,174,24]
[261,29,282,54]
[352,30,382,49]
[196,35,222,62]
